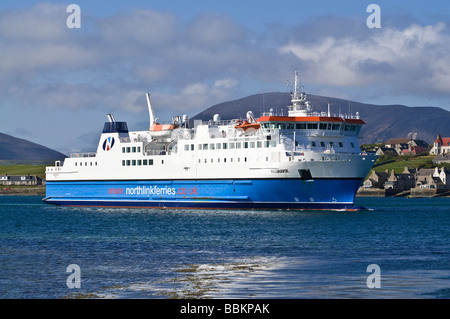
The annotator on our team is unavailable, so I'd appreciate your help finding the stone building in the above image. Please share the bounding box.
[0,174,42,186]
[415,167,449,189]
[362,170,389,189]
[384,167,415,190]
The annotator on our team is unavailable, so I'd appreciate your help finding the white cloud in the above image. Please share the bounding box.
[2,3,450,126]
[121,90,147,114]
[0,4,279,119]
[0,3,67,41]
[182,83,209,95]
[186,13,247,46]
[214,78,239,89]
[0,4,101,83]
[0,42,98,74]
[280,23,450,96]
[98,8,177,47]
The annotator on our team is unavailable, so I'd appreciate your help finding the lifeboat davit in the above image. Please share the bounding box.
[146,93,179,137]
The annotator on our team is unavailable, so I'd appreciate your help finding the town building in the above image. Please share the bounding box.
[414,167,450,189]
[400,145,429,156]
[0,174,42,186]
[384,138,410,154]
[384,167,416,190]
[430,134,450,155]
[375,147,398,157]
[362,170,389,189]
[362,166,450,193]
[432,154,450,164]
[384,138,428,155]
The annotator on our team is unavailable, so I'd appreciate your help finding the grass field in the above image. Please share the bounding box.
[373,155,436,173]
[0,164,47,179]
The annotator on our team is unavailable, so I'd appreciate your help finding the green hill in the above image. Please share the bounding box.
[0,164,47,180]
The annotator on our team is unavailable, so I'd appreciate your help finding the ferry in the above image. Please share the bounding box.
[43,71,377,210]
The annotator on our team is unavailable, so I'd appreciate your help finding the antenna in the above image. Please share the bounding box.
[146,93,155,127]
[294,69,299,95]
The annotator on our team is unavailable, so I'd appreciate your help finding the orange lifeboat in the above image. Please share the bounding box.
[149,122,178,137]
[234,120,261,133]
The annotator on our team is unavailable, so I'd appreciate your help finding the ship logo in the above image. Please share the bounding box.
[102,137,115,151]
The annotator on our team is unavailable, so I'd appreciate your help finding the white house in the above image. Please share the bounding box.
[430,134,450,155]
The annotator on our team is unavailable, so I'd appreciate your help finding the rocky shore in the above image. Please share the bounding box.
[357,187,450,198]
[0,185,45,196]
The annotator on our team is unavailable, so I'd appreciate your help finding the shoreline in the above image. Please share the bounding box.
[357,188,450,198]
[0,185,45,196]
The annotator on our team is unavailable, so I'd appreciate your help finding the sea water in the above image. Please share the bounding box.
[0,196,448,299]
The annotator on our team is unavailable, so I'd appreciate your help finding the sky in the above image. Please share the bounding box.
[1,0,450,154]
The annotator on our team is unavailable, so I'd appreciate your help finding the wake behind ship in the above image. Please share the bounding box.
[43,71,377,210]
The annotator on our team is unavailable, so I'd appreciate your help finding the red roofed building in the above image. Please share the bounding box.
[401,145,429,156]
[385,138,428,155]
[430,134,450,155]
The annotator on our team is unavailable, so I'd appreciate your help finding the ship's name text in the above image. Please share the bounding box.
[108,186,198,196]
[271,169,289,174]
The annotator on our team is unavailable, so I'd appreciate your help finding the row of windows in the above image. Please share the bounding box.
[122,159,155,166]
[120,156,269,166]
[75,162,97,166]
[122,146,141,153]
[261,122,359,132]
[311,141,355,148]
[197,156,268,164]
[184,140,277,151]
[185,140,356,150]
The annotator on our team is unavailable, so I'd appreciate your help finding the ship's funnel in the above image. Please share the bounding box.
[107,114,116,123]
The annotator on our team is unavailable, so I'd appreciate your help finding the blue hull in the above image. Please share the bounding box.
[43,178,364,210]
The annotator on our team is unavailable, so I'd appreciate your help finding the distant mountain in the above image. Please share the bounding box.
[0,132,67,162]
[191,92,450,144]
